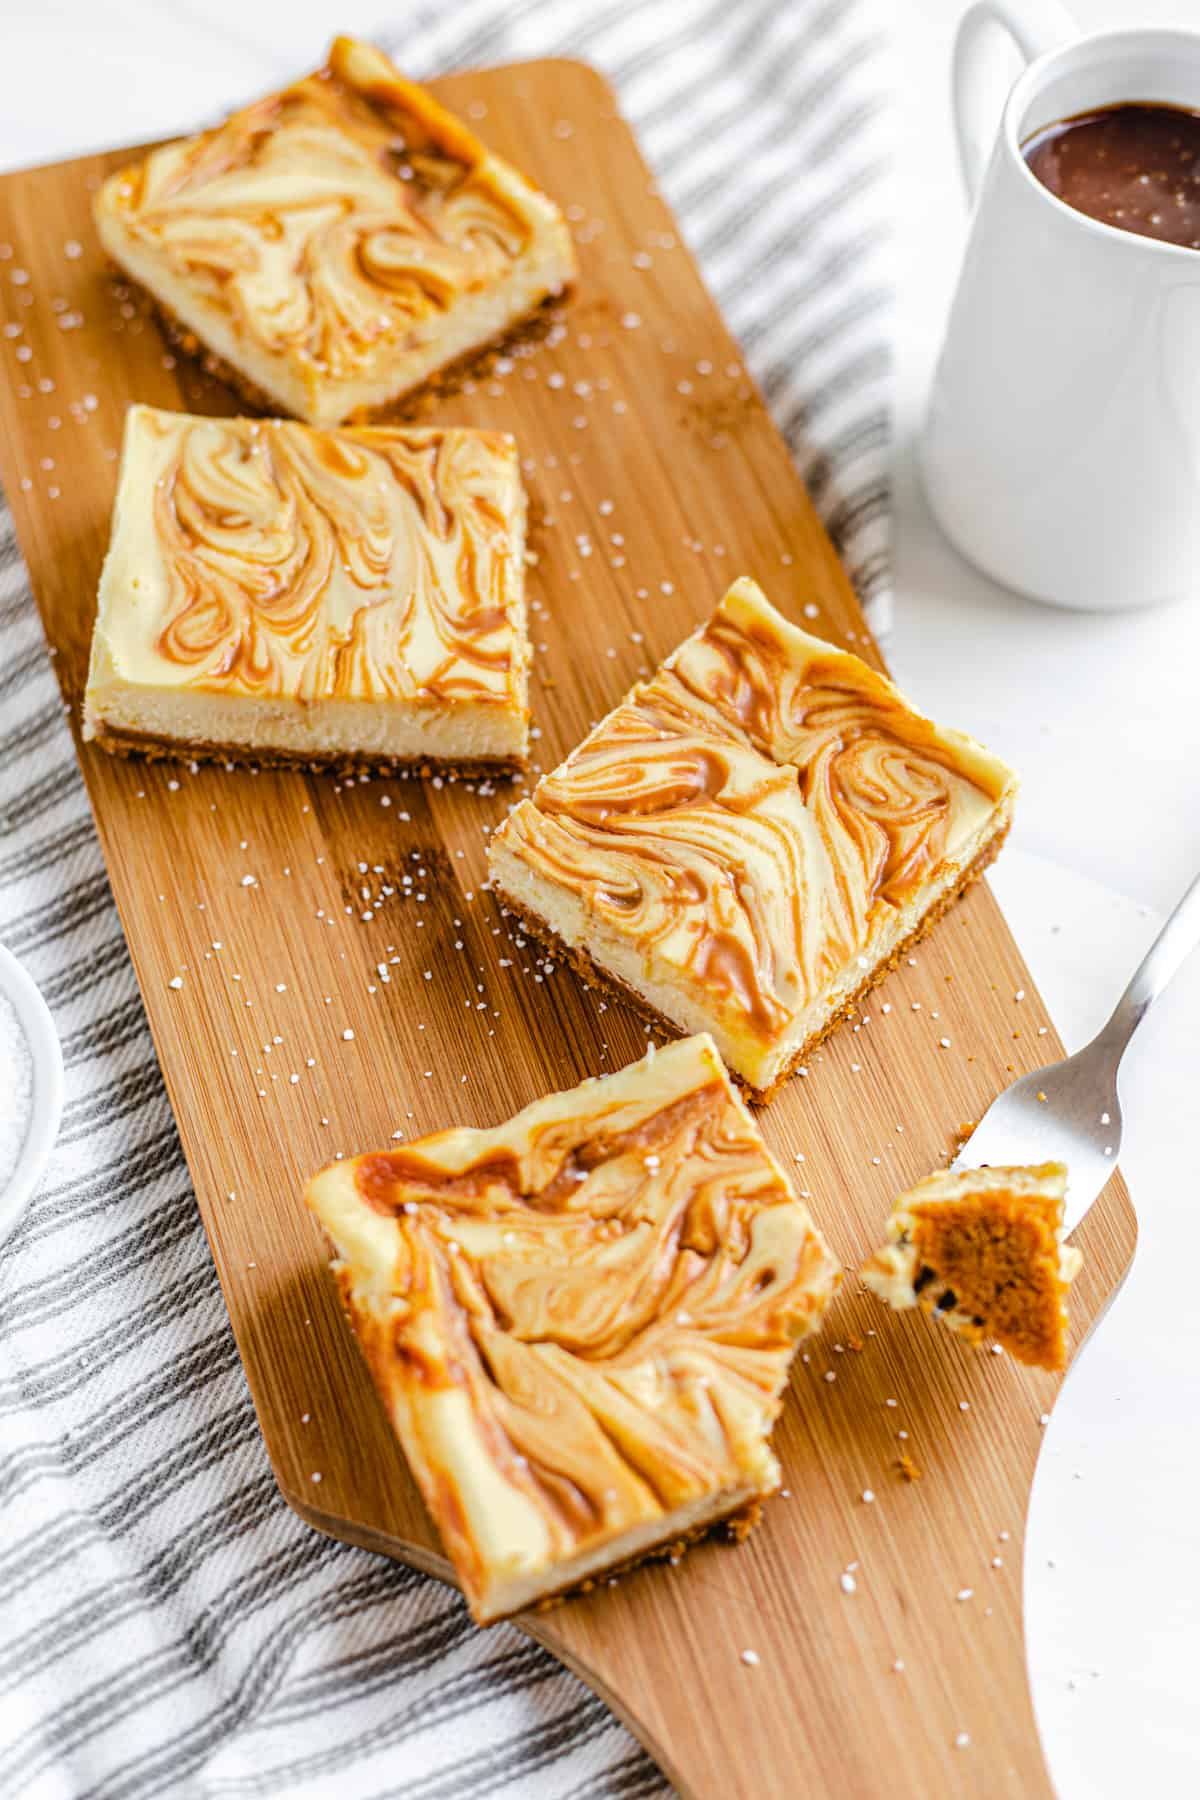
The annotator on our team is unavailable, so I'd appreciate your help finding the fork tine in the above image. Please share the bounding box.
[952,1041,1122,1230]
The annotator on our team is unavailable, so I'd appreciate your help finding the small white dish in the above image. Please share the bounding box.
[0,942,64,1249]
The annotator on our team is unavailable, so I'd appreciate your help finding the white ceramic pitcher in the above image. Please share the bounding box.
[921,0,1200,612]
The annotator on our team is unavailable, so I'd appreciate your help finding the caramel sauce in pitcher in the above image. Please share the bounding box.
[1023,101,1200,249]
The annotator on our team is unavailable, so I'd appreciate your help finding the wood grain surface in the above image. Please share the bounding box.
[0,58,1136,1800]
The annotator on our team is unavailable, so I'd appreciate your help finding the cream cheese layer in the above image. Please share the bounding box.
[89,405,528,717]
[491,578,1016,1063]
[95,36,574,401]
[306,1034,839,1620]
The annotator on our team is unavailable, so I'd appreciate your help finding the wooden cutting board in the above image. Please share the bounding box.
[0,58,1136,1799]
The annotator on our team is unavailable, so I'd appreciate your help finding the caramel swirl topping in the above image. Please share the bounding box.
[305,1036,839,1620]
[99,406,527,708]
[103,38,534,380]
[492,579,1016,1051]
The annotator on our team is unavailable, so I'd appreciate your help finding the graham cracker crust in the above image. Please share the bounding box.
[492,816,1012,1105]
[356,293,574,426]
[149,302,288,420]
[522,1495,764,1623]
[88,717,526,782]
[112,258,572,425]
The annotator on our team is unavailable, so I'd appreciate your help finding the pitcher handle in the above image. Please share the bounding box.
[952,0,1077,204]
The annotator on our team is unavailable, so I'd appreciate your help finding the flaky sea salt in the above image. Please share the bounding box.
[0,990,33,1194]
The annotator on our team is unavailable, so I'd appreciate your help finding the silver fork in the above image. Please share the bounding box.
[955,869,1200,1228]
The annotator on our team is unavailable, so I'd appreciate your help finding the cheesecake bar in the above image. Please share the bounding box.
[488,578,1017,1099]
[94,37,576,426]
[860,1163,1081,1371]
[305,1034,839,1623]
[82,405,530,772]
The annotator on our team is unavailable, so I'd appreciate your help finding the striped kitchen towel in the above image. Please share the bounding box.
[0,4,891,1797]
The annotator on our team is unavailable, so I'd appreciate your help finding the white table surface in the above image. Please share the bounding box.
[1,3,1198,1794]
[894,14,1200,1788]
